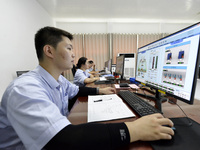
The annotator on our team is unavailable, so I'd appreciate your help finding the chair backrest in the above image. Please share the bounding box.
[71,65,77,77]
[16,70,29,77]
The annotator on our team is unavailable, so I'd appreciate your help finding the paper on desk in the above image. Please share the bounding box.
[99,77,107,81]
[129,84,140,89]
[114,84,130,89]
[114,84,140,89]
[88,94,135,122]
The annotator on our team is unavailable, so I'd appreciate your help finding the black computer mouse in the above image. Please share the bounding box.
[163,125,176,132]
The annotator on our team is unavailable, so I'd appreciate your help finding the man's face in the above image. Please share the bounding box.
[53,36,75,71]
[88,63,94,68]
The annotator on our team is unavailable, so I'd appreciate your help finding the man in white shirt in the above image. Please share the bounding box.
[0,26,174,150]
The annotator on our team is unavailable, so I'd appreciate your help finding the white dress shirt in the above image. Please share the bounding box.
[0,65,79,150]
[73,69,91,87]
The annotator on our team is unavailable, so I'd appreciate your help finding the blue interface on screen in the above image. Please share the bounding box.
[136,22,200,104]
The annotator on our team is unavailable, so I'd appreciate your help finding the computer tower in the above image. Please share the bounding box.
[118,53,136,79]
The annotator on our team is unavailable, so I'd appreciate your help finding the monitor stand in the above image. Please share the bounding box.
[154,90,168,113]
[135,89,167,113]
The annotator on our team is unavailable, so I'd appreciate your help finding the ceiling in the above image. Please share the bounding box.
[36,0,200,23]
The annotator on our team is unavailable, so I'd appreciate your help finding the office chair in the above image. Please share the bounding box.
[71,64,77,77]
[16,70,29,77]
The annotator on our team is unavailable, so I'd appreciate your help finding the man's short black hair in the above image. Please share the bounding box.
[35,26,73,61]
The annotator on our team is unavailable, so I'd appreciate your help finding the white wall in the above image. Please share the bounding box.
[0,0,53,99]
[56,21,194,34]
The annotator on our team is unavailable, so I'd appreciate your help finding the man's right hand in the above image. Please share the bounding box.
[125,113,174,142]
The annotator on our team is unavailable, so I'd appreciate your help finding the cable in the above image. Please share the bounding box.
[142,88,147,99]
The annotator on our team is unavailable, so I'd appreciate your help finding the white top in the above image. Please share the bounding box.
[73,69,91,87]
[0,65,79,150]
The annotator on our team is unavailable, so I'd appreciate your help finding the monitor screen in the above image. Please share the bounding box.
[115,55,125,78]
[105,59,112,72]
[136,22,200,105]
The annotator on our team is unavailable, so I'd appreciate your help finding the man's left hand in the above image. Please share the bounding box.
[99,87,116,95]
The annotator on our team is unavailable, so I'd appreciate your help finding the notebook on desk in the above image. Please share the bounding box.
[87,94,135,122]
[150,117,200,150]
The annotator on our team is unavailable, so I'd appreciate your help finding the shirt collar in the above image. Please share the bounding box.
[77,69,84,72]
[77,69,87,75]
[34,65,61,89]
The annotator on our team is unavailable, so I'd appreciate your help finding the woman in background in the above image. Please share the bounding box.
[74,57,99,87]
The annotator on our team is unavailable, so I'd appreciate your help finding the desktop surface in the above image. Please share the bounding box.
[68,82,200,150]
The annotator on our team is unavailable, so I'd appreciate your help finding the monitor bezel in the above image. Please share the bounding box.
[135,22,200,104]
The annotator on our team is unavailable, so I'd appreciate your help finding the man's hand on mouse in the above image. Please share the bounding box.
[125,113,175,142]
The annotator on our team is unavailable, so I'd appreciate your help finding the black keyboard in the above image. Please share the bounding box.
[119,90,161,116]
[105,76,115,80]
[95,80,115,85]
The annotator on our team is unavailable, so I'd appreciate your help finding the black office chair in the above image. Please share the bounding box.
[16,70,29,77]
[71,64,77,77]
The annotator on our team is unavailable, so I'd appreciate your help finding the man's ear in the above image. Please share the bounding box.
[43,45,54,59]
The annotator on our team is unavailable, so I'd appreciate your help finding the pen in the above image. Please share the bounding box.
[94,99,102,102]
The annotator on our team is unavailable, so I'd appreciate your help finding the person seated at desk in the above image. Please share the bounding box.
[86,60,94,72]
[86,60,99,75]
[0,26,174,150]
[74,57,100,87]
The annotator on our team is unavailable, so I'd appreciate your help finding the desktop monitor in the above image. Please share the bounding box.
[104,59,112,72]
[135,22,200,111]
[115,55,125,79]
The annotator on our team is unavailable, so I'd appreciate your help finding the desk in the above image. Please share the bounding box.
[68,82,200,150]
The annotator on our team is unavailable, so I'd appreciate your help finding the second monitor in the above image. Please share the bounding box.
[104,59,112,73]
[115,55,125,79]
